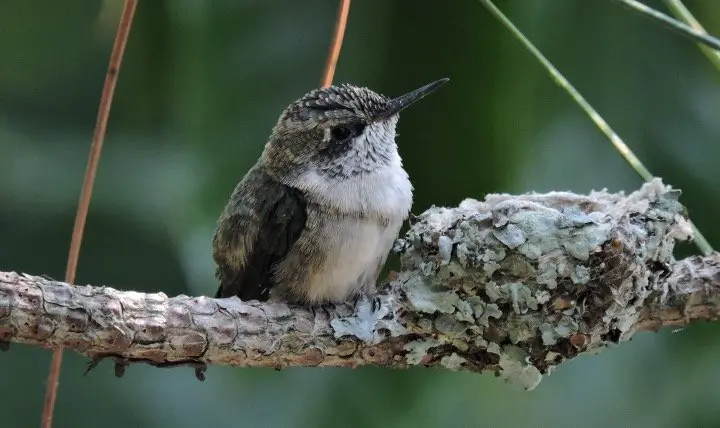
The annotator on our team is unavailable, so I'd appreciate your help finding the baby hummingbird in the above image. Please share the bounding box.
[212,78,449,307]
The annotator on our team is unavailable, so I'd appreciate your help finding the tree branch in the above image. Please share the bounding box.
[1,179,718,390]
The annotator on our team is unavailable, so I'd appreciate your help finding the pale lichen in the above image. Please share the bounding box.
[389,178,691,391]
[403,276,459,314]
[330,296,406,344]
[497,345,543,391]
[404,338,441,365]
[440,353,466,370]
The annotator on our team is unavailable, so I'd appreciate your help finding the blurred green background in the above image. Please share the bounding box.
[1,0,719,427]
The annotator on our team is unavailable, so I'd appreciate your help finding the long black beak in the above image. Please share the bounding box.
[373,78,449,120]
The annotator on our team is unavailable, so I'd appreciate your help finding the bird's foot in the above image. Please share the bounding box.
[85,353,207,381]
[309,302,337,319]
[351,293,382,314]
[372,295,382,313]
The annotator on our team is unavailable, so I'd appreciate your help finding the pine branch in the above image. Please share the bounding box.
[1,179,717,390]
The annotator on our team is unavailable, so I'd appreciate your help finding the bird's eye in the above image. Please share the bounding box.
[329,123,365,143]
[330,126,352,142]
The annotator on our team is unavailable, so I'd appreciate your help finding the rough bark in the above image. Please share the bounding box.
[0,179,717,390]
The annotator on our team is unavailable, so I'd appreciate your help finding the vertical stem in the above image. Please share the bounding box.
[322,0,351,87]
[40,1,138,427]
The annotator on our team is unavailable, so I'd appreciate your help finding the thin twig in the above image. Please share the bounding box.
[40,1,138,427]
[321,0,351,87]
[663,0,720,74]
[610,0,720,52]
[478,0,714,256]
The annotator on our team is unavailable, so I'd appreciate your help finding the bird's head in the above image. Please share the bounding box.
[262,78,448,180]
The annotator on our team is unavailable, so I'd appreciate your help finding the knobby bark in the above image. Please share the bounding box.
[0,179,718,390]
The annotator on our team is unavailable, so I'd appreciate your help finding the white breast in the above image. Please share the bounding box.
[285,153,413,303]
[292,153,413,219]
[302,215,404,302]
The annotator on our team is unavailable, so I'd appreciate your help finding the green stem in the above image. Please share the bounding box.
[663,0,720,74]
[611,0,720,52]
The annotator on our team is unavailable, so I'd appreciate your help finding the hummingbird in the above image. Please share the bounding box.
[212,78,449,307]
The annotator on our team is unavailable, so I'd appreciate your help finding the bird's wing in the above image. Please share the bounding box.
[212,166,307,301]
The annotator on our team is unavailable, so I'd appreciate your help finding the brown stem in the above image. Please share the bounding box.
[41,2,138,427]
[321,0,351,88]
